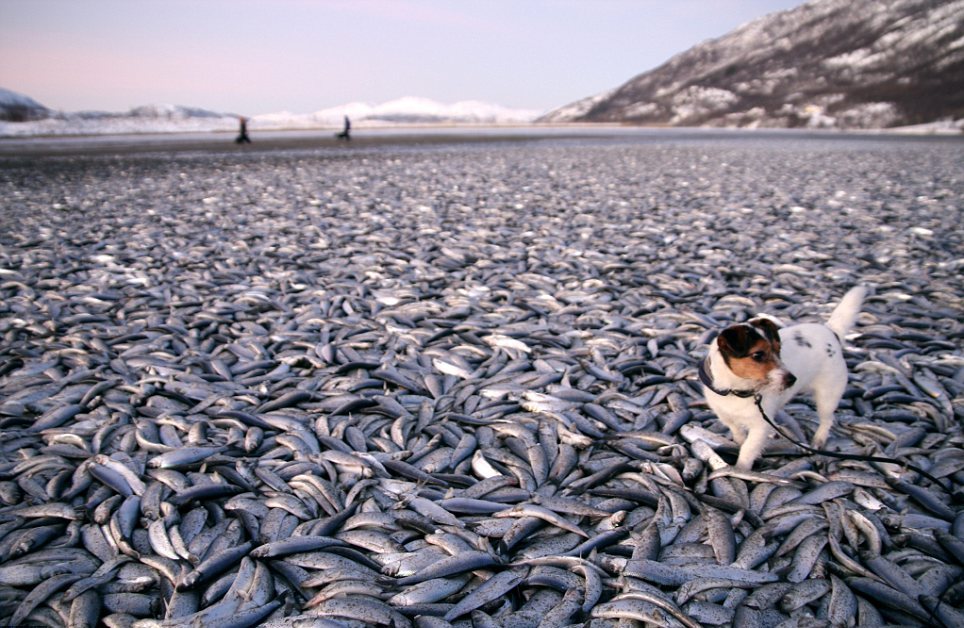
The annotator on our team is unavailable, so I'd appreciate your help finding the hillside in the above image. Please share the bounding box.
[541,0,964,129]
[0,88,49,122]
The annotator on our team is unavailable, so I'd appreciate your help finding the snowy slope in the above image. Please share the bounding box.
[541,0,964,129]
[0,94,544,137]
[538,89,616,124]
[0,87,49,122]
[253,97,542,129]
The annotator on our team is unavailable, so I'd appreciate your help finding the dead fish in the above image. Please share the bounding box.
[1,136,961,628]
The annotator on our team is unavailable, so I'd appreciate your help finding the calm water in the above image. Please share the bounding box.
[1,125,961,160]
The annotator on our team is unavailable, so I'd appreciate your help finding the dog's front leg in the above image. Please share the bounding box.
[717,414,747,444]
[736,422,770,470]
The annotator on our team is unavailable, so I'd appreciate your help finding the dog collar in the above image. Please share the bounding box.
[699,357,757,398]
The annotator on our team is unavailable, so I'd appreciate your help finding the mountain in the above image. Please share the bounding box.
[0,102,240,136]
[0,93,543,137]
[253,97,542,129]
[0,88,50,122]
[127,104,228,120]
[541,0,964,129]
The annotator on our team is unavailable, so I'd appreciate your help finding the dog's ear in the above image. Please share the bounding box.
[750,317,782,350]
[717,325,753,358]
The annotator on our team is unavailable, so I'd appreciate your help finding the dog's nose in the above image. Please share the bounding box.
[783,371,797,389]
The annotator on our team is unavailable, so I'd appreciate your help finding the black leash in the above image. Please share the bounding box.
[751,394,950,492]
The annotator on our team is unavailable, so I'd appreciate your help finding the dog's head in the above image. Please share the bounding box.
[716,318,796,390]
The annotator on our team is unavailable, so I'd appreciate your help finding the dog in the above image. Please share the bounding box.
[700,286,867,469]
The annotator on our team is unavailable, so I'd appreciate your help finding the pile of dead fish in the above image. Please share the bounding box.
[0,137,961,627]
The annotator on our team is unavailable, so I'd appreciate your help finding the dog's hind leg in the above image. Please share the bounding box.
[811,375,846,448]
[812,401,837,449]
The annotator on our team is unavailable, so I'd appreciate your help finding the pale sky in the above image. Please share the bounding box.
[0,0,806,116]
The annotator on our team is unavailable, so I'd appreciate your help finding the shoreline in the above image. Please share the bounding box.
[1,124,961,160]
[0,129,583,159]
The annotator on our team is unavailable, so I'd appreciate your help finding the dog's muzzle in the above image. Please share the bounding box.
[767,368,797,391]
[782,371,797,390]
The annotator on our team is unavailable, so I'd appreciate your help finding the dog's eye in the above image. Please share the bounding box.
[751,352,766,362]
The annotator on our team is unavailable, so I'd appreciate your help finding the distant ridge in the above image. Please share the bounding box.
[0,87,49,122]
[0,92,543,137]
[541,0,964,129]
[254,97,543,129]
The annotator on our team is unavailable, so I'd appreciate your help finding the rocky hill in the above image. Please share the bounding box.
[541,0,964,129]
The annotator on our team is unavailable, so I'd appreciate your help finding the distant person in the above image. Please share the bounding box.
[236,116,252,144]
[336,115,351,141]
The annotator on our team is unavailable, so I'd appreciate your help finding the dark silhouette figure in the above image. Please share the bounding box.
[336,115,351,141]
[235,116,252,144]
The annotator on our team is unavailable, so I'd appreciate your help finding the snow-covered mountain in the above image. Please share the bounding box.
[541,0,964,129]
[0,93,544,137]
[0,88,50,122]
[0,103,241,136]
[256,97,542,129]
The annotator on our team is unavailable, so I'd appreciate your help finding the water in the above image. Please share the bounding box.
[1,125,960,160]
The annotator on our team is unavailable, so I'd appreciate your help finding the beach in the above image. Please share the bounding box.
[0,130,961,626]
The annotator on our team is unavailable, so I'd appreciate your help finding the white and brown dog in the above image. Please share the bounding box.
[700,286,866,469]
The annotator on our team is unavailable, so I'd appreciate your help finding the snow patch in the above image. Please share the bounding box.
[669,87,739,124]
[886,118,964,134]
[836,102,899,128]
[621,102,660,119]
[538,89,615,123]
[823,48,878,70]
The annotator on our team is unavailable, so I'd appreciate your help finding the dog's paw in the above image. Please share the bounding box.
[811,429,829,450]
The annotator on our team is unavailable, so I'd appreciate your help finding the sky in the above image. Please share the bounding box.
[1,0,806,116]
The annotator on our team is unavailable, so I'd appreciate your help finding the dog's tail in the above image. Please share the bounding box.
[827,285,867,341]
